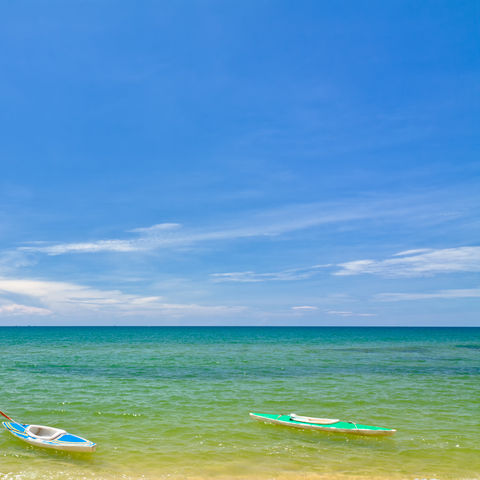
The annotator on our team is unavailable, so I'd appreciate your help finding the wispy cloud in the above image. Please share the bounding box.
[0,249,36,273]
[19,203,369,255]
[0,303,51,316]
[334,246,480,277]
[211,265,330,283]
[291,305,318,311]
[376,287,480,301]
[326,310,376,317]
[19,223,182,255]
[0,276,244,318]
[17,195,453,256]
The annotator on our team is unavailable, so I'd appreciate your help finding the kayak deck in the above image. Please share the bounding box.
[250,413,396,436]
[2,421,96,452]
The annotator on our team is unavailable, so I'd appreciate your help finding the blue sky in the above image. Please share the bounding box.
[0,1,479,325]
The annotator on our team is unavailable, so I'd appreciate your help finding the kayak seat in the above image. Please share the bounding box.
[26,425,66,441]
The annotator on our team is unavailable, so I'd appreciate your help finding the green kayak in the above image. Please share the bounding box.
[249,412,396,436]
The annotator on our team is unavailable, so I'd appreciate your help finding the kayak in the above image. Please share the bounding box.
[249,412,396,436]
[1,411,96,452]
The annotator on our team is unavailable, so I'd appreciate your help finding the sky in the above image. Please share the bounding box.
[0,0,479,326]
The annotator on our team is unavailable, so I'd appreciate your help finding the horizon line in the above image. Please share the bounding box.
[0,325,478,328]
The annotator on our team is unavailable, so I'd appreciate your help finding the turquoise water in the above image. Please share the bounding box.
[1,327,479,480]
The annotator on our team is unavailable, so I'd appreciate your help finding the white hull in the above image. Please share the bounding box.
[2,421,96,452]
[23,435,96,452]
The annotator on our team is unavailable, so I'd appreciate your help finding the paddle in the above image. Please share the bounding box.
[0,410,13,421]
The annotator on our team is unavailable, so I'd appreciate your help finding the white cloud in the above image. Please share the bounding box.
[326,310,376,317]
[211,265,330,283]
[129,223,182,233]
[376,288,480,301]
[334,246,480,277]
[392,249,433,257]
[17,196,425,256]
[0,303,51,316]
[29,240,138,255]
[0,277,244,318]
[0,249,36,273]
[18,223,184,255]
[291,305,318,311]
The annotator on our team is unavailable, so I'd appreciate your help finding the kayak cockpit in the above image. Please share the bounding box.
[290,414,340,425]
[25,425,66,441]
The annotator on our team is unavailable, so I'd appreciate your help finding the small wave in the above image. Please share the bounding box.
[456,344,480,350]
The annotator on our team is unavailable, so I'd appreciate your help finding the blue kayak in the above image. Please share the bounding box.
[2,419,96,452]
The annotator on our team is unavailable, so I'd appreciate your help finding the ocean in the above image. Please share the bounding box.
[0,327,479,480]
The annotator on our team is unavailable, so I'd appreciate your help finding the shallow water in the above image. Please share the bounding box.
[1,327,479,479]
